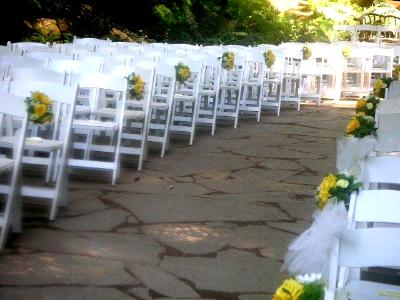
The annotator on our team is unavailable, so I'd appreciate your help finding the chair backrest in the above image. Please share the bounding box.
[0,55,48,70]
[375,112,400,152]
[25,51,73,62]
[200,55,221,91]
[243,52,265,84]
[7,80,78,150]
[48,59,102,74]
[8,67,66,85]
[339,228,400,268]
[12,42,49,52]
[70,72,127,120]
[351,190,400,224]
[102,64,155,106]
[326,226,400,296]
[152,62,176,106]
[362,156,400,187]
[220,54,246,86]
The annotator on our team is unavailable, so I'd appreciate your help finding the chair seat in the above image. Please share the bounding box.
[242,80,262,86]
[96,108,145,121]
[174,94,195,102]
[0,157,14,174]
[75,105,91,115]
[0,136,63,151]
[347,279,400,300]
[199,89,216,96]
[220,84,239,90]
[151,102,169,109]
[73,119,118,130]
[126,99,144,107]
[153,94,168,101]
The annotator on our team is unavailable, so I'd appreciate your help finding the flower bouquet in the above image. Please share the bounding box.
[302,45,312,60]
[355,96,380,117]
[175,63,191,84]
[393,65,400,80]
[273,274,325,300]
[221,52,235,70]
[316,172,362,210]
[342,46,352,59]
[25,91,54,124]
[126,73,145,99]
[345,115,376,138]
[373,77,393,98]
[263,49,276,68]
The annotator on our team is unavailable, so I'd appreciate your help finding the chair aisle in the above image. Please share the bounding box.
[0,37,398,256]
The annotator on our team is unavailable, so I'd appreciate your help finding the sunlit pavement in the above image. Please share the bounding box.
[0,103,354,300]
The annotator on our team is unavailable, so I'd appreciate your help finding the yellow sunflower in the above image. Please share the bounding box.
[345,118,360,134]
[273,279,304,300]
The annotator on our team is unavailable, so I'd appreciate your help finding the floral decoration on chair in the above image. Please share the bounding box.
[25,91,54,124]
[221,52,235,70]
[273,274,325,300]
[126,73,145,99]
[175,62,191,84]
[373,77,393,98]
[345,114,377,138]
[342,46,352,58]
[316,172,362,210]
[355,95,380,117]
[302,45,312,60]
[393,65,400,80]
[264,49,276,68]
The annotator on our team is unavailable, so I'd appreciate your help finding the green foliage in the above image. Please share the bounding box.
[329,173,363,207]
[2,0,379,46]
[299,282,325,300]
[356,95,380,117]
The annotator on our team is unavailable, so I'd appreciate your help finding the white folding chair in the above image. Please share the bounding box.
[195,55,221,136]
[281,49,302,111]
[1,80,78,220]
[240,52,265,122]
[101,65,155,170]
[68,73,127,185]
[325,227,400,300]
[4,68,67,181]
[217,54,245,128]
[262,52,284,116]
[361,156,400,190]
[0,93,27,250]
[168,59,202,145]
[147,63,176,157]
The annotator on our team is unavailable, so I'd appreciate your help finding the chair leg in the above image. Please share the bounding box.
[161,108,172,158]
[211,94,218,136]
[0,224,9,251]
[189,102,198,146]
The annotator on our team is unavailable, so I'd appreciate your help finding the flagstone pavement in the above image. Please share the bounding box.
[0,103,354,300]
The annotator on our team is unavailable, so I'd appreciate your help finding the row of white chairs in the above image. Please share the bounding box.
[325,155,400,300]
[325,80,400,299]
[0,42,302,251]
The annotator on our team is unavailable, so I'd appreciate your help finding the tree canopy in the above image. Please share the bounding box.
[0,0,388,45]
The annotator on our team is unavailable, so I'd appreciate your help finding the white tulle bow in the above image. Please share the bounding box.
[282,200,348,280]
[336,135,376,178]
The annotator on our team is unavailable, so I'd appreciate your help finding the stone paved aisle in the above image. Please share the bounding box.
[0,104,353,300]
